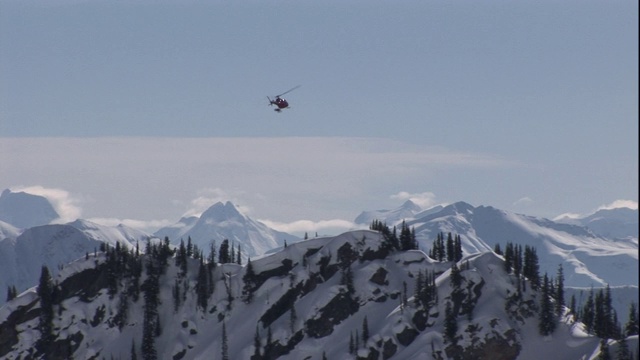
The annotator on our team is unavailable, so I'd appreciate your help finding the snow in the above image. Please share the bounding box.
[2,229,637,360]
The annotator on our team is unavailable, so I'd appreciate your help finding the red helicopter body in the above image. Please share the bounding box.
[268,86,299,112]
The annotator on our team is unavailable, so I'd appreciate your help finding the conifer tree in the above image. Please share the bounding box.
[219,239,231,264]
[538,273,557,336]
[494,243,502,255]
[414,270,424,307]
[362,316,370,343]
[242,258,257,303]
[450,262,462,289]
[6,285,17,302]
[186,236,193,257]
[583,287,595,334]
[172,278,181,312]
[264,326,273,359]
[115,291,129,329]
[177,239,188,276]
[436,232,445,261]
[446,232,454,262]
[604,285,615,338]
[513,244,522,279]
[569,294,577,317]
[141,272,159,360]
[597,339,611,360]
[196,260,209,311]
[454,234,463,261]
[36,266,54,355]
[523,245,540,290]
[131,339,138,360]
[555,264,565,316]
[221,320,229,360]
[616,335,631,360]
[595,289,607,338]
[349,331,354,354]
[624,302,639,337]
[444,301,458,344]
[253,325,261,358]
[504,242,514,273]
[290,303,298,334]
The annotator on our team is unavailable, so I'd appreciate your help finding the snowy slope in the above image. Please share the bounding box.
[0,220,154,307]
[2,229,636,360]
[393,202,639,288]
[154,201,299,260]
[556,207,639,240]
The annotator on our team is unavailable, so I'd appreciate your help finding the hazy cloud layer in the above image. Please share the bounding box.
[1,137,515,232]
[3,137,636,235]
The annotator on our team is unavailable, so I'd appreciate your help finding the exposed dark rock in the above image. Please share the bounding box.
[0,298,40,358]
[57,263,109,303]
[337,242,358,266]
[369,267,389,286]
[395,325,419,346]
[446,328,521,360]
[89,305,105,327]
[47,331,84,360]
[382,338,397,360]
[412,308,428,331]
[305,291,359,338]
[357,347,380,360]
[173,348,187,360]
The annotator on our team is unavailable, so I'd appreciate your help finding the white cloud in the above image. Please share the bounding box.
[597,199,638,211]
[11,185,82,223]
[390,191,438,209]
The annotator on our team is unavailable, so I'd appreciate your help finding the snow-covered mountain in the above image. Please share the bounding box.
[0,220,154,307]
[361,201,638,288]
[1,230,637,360]
[0,189,59,229]
[556,207,638,240]
[354,200,425,226]
[154,201,300,260]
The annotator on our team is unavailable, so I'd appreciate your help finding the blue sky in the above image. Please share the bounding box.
[1,0,637,235]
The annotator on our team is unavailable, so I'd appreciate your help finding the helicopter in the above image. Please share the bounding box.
[267,85,300,112]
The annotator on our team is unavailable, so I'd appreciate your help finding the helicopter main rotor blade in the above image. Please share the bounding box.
[275,85,301,98]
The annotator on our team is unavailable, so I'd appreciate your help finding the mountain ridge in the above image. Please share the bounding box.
[1,229,637,360]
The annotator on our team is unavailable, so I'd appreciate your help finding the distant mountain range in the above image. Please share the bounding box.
[0,188,636,303]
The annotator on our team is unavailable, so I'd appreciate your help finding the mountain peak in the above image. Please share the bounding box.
[400,199,422,212]
[0,189,60,229]
[200,201,245,222]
